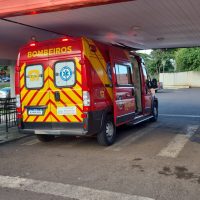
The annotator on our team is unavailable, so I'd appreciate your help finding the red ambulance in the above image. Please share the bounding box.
[15,36,158,146]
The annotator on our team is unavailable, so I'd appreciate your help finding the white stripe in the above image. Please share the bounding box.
[21,139,40,146]
[160,114,200,118]
[0,175,154,200]
[158,125,199,158]
[105,126,157,151]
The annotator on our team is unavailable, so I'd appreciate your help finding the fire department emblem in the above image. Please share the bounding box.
[60,66,72,81]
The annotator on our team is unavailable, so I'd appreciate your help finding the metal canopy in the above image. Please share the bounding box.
[0,0,200,59]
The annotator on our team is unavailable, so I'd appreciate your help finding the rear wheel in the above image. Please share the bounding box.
[97,116,116,146]
[36,134,55,142]
[150,101,158,122]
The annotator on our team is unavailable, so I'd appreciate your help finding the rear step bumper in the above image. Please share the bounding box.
[20,122,88,136]
[21,129,87,136]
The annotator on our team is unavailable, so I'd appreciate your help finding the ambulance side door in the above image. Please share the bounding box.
[141,62,152,114]
[112,62,136,126]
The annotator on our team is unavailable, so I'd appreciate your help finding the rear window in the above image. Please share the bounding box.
[54,61,76,87]
[25,64,44,89]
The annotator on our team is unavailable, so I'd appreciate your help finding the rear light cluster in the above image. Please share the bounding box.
[16,95,22,120]
[16,95,21,108]
[83,91,90,113]
[83,91,90,106]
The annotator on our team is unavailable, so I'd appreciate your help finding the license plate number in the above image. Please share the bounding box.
[28,109,43,115]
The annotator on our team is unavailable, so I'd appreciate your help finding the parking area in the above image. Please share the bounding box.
[0,88,200,200]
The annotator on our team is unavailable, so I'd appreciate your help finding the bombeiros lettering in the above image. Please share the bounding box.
[27,46,72,58]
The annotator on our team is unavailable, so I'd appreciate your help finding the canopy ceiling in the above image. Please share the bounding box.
[0,0,200,59]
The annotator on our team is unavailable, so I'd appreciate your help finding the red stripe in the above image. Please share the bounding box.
[20,85,25,91]
[49,99,57,108]
[76,81,82,88]
[63,115,71,122]
[20,74,24,81]
[49,76,54,82]
[27,90,39,106]
[76,67,81,74]
[43,75,51,85]
[24,115,29,122]
[36,92,48,106]
[51,112,61,122]
[33,116,39,122]
[72,89,82,100]
[43,112,51,122]
[21,90,31,102]
[74,115,82,122]
[49,96,80,122]
[59,98,66,106]
[61,89,83,112]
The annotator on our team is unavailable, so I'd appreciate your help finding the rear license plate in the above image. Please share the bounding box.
[28,109,43,116]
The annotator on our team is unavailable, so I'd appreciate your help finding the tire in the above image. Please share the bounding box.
[36,134,55,142]
[97,116,116,146]
[150,101,158,122]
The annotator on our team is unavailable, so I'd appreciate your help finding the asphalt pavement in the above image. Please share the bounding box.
[0,88,200,200]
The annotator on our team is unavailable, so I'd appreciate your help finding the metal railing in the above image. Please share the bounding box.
[0,98,17,132]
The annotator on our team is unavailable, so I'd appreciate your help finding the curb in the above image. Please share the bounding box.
[0,133,31,145]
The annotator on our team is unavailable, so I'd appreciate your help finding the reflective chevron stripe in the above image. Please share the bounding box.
[20,59,83,123]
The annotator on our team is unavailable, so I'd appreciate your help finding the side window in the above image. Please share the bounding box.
[142,64,147,78]
[55,61,76,87]
[115,64,132,86]
[25,64,44,89]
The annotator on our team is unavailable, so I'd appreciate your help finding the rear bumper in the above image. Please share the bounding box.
[20,122,88,136]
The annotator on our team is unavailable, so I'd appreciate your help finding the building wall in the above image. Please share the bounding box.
[159,71,200,88]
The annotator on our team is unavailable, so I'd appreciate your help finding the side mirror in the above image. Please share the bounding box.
[146,79,152,89]
[151,78,158,89]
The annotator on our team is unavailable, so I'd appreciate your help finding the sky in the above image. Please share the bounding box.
[137,49,152,55]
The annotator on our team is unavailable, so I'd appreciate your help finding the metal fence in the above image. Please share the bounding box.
[0,98,17,132]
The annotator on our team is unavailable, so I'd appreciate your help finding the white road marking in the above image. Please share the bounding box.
[160,114,200,118]
[21,139,40,146]
[0,175,154,200]
[157,125,199,158]
[105,126,157,151]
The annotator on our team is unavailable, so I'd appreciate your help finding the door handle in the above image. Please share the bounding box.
[54,91,60,102]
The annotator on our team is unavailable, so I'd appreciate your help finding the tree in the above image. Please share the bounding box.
[175,48,200,72]
[139,49,176,76]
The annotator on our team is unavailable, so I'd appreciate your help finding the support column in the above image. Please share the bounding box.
[9,65,15,97]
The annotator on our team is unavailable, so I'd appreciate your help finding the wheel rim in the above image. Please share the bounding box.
[106,121,114,139]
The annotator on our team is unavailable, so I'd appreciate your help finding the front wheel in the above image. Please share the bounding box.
[97,116,116,146]
[36,134,55,142]
[150,101,158,122]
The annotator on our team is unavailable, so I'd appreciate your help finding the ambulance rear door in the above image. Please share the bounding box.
[20,47,52,125]
[48,53,83,125]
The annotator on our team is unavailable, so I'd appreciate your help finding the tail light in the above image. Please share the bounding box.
[83,91,90,106]
[16,94,21,108]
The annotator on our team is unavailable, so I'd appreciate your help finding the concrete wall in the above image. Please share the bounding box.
[159,71,200,88]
